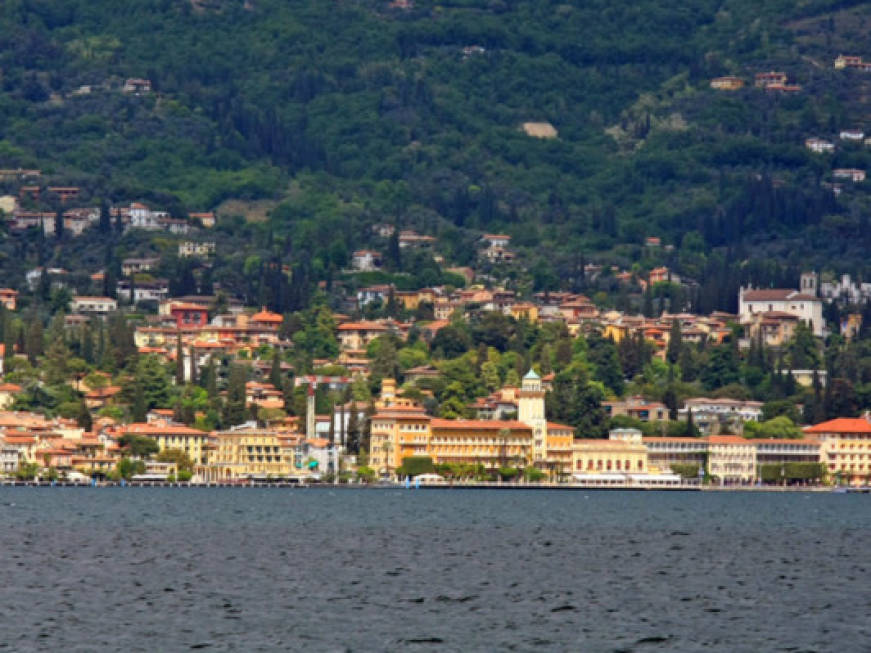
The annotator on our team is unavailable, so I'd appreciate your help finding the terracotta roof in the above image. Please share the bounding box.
[805,418,871,434]
[0,383,22,392]
[251,308,283,324]
[430,419,530,430]
[123,423,207,436]
[337,321,388,331]
[742,289,817,302]
[547,422,575,432]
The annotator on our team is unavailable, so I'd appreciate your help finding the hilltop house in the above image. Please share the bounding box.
[805,138,834,153]
[738,275,824,336]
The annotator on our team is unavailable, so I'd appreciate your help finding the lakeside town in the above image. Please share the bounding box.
[0,184,869,488]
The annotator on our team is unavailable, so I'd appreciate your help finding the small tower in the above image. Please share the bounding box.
[518,368,547,464]
[800,271,818,297]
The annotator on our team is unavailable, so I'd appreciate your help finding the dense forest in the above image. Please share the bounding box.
[2,0,871,307]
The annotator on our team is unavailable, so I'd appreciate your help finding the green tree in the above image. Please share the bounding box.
[117,434,159,458]
[223,363,248,426]
[700,343,740,391]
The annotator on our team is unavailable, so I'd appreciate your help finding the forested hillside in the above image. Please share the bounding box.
[2,0,871,307]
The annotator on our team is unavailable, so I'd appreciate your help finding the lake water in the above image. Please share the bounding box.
[0,488,868,652]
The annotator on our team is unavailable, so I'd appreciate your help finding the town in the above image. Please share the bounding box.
[0,185,868,488]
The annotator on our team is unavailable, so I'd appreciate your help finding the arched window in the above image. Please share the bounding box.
[638,460,644,470]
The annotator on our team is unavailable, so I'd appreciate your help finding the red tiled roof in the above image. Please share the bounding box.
[337,321,388,331]
[123,423,207,436]
[547,422,575,432]
[430,419,530,431]
[805,418,871,434]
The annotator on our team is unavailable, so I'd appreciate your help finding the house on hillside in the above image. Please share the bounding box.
[840,129,865,142]
[70,296,118,315]
[351,250,382,272]
[833,168,866,182]
[738,279,824,337]
[123,78,152,94]
[805,138,834,153]
[710,76,744,90]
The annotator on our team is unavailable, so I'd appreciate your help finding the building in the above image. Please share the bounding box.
[189,212,216,228]
[518,369,547,463]
[707,435,757,484]
[805,417,871,485]
[122,423,213,467]
[0,288,17,311]
[710,76,744,90]
[820,274,871,304]
[805,138,835,153]
[738,282,824,336]
[832,168,866,182]
[351,250,382,272]
[840,129,865,141]
[204,426,296,481]
[754,439,821,466]
[70,296,118,314]
[368,404,434,475]
[116,279,169,304]
[680,397,763,434]
[643,437,707,473]
[169,302,209,329]
[128,203,164,230]
[336,321,389,350]
[754,72,788,88]
[603,396,668,423]
[123,78,152,94]
[47,187,80,203]
[572,428,649,475]
[429,419,533,471]
[178,241,216,258]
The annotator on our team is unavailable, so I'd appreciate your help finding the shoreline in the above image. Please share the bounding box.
[1,480,866,492]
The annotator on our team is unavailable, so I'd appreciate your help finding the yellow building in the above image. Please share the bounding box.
[509,302,539,323]
[369,405,433,475]
[572,438,648,474]
[545,422,574,475]
[368,377,574,477]
[429,419,533,470]
[805,418,871,485]
[123,423,213,466]
[203,427,296,481]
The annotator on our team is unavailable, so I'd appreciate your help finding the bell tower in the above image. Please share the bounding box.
[518,369,547,464]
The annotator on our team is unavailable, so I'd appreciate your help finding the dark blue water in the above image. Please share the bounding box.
[0,489,868,652]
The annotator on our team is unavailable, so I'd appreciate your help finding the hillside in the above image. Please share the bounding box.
[2,0,871,308]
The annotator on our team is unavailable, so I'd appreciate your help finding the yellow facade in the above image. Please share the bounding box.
[572,439,648,474]
[429,420,533,470]
[204,428,296,480]
[124,424,212,466]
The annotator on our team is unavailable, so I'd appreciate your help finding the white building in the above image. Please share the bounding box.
[178,241,215,258]
[128,203,165,230]
[518,369,547,464]
[70,296,117,314]
[805,137,835,153]
[832,168,866,182]
[839,129,865,141]
[820,274,871,304]
[739,277,824,337]
[351,250,381,272]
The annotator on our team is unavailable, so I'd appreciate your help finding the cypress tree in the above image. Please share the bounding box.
[270,351,282,388]
[223,364,248,426]
[189,347,198,386]
[175,332,185,385]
